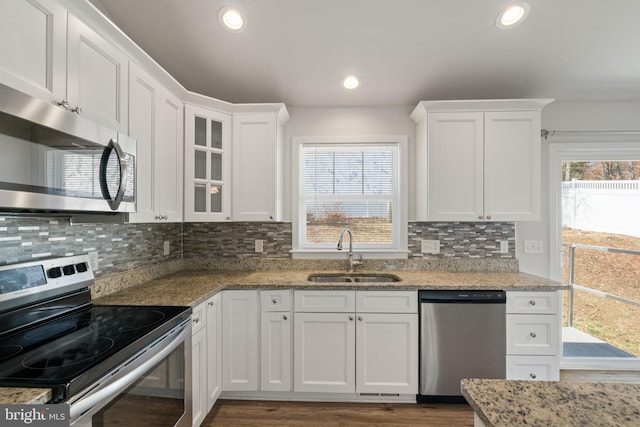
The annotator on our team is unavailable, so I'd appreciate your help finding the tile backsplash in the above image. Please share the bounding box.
[0,217,515,278]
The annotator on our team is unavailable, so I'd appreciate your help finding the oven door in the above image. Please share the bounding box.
[69,319,192,427]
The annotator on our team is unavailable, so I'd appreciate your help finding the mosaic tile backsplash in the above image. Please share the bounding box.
[0,216,181,277]
[0,217,515,279]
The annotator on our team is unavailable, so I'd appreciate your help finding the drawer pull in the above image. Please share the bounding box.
[529,373,537,379]
[358,316,363,321]
[272,298,277,304]
[529,300,536,306]
[530,332,537,338]
[283,315,288,320]
[349,316,354,321]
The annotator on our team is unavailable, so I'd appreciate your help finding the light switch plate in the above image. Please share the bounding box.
[255,239,264,253]
[421,239,440,254]
[524,240,544,254]
[163,240,170,256]
[500,240,509,253]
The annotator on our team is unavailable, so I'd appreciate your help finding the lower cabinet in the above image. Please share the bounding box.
[192,294,222,427]
[222,290,259,391]
[260,290,292,391]
[293,290,418,396]
[505,291,561,381]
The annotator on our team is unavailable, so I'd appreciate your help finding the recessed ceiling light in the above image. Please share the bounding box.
[496,2,530,29]
[342,75,360,90]
[218,7,244,31]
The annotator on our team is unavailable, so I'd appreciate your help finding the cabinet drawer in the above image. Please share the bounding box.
[506,291,560,314]
[356,291,417,313]
[191,301,207,335]
[294,290,355,312]
[507,314,560,355]
[506,355,560,381]
[261,289,292,312]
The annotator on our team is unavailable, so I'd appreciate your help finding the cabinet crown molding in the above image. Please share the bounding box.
[410,99,554,122]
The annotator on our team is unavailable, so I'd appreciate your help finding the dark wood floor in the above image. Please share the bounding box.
[202,399,474,427]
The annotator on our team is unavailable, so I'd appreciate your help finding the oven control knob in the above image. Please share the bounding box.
[47,267,63,279]
[63,265,76,275]
[76,262,88,273]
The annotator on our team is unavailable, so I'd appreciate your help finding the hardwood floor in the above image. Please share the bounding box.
[202,399,474,427]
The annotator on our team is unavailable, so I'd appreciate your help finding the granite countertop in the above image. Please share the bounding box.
[0,388,52,405]
[94,269,565,307]
[461,379,640,427]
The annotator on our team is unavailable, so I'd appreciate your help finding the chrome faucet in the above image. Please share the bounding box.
[337,228,361,272]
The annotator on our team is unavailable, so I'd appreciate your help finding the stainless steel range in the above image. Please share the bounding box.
[0,255,192,427]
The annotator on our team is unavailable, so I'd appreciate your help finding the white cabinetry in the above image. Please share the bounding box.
[232,107,289,221]
[260,290,292,391]
[0,2,129,132]
[184,105,232,222]
[206,293,222,411]
[191,302,207,427]
[0,0,66,103]
[222,290,259,391]
[410,100,553,221]
[293,290,418,395]
[506,291,561,381]
[128,62,183,222]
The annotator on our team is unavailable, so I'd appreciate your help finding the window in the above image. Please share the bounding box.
[292,136,408,258]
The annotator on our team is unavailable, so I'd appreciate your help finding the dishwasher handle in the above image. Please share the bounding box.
[419,290,506,304]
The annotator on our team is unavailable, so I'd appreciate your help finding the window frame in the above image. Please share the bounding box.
[291,135,408,259]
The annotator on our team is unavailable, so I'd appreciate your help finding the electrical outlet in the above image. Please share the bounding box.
[500,240,509,253]
[88,251,99,271]
[524,240,544,254]
[255,239,264,253]
[163,240,170,256]
[421,239,440,254]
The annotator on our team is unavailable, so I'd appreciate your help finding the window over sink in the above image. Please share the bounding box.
[291,136,408,259]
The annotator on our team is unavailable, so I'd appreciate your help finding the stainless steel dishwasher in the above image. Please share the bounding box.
[418,290,506,403]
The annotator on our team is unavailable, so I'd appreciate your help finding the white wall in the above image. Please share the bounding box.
[282,101,640,280]
[283,106,416,221]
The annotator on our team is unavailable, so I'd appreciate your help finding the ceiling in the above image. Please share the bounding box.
[88,0,640,107]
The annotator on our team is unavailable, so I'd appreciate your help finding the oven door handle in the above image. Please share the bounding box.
[69,321,190,421]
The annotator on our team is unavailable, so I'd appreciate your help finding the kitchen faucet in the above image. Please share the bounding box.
[337,228,362,272]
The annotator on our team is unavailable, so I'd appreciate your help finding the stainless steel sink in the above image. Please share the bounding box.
[307,273,401,283]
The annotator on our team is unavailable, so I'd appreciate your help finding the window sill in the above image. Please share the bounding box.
[291,249,409,260]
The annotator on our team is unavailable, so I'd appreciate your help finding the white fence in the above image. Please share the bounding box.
[562,180,640,238]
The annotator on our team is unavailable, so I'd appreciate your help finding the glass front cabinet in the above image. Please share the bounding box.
[184,104,232,221]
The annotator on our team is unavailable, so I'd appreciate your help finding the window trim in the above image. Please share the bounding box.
[291,135,408,259]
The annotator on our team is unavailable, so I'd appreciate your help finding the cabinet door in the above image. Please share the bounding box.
[356,313,418,394]
[294,312,356,393]
[206,294,222,410]
[0,0,66,103]
[184,104,232,222]
[232,113,278,221]
[260,311,292,391]
[191,326,207,427]
[506,314,560,356]
[427,112,484,221]
[156,91,183,222]
[484,111,541,221]
[67,13,128,132]
[222,290,259,391]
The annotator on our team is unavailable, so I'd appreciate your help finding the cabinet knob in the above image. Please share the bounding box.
[226,217,230,220]
[529,373,537,379]
[70,106,82,115]
[56,99,70,109]
[530,332,537,338]
[478,216,483,220]
[208,301,214,306]
[193,317,199,324]
[272,298,277,304]
[529,300,536,306]
[269,215,273,220]
[283,315,288,320]
[358,316,363,321]
[486,215,491,220]
[349,316,354,321]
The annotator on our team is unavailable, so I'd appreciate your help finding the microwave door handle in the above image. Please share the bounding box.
[99,138,128,210]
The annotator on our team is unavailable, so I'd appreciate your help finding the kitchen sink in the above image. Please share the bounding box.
[307,273,401,283]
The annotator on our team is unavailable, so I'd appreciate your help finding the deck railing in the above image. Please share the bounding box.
[564,242,640,327]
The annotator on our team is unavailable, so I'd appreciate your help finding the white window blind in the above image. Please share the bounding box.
[301,144,398,248]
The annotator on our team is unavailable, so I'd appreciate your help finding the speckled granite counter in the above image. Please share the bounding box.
[461,379,640,427]
[94,269,565,307]
[0,388,51,405]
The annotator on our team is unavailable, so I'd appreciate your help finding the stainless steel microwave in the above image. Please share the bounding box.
[0,83,135,213]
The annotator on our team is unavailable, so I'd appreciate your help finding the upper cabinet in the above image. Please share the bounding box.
[0,2,128,133]
[232,107,289,221]
[184,104,232,222]
[128,62,183,223]
[411,99,553,222]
